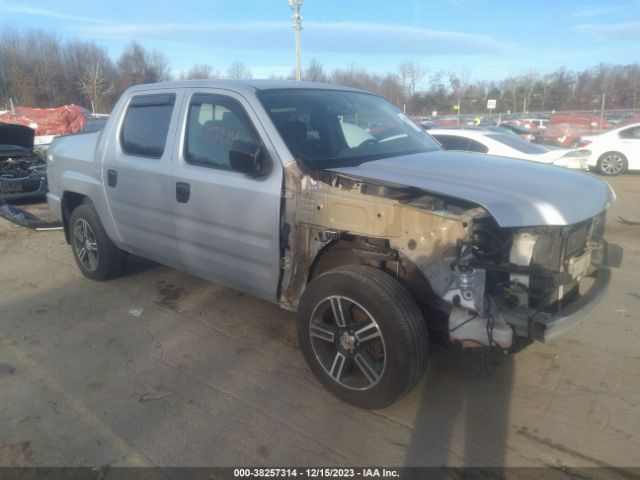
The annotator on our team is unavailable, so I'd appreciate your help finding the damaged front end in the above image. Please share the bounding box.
[257,86,618,354]
[0,124,47,201]
[279,161,619,352]
[440,211,619,348]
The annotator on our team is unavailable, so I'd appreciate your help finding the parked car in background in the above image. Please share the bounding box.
[0,104,90,149]
[0,123,47,200]
[429,128,590,169]
[521,118,548,131]
[496,123,543,143]
[580,123,640,175]
[544,114,614,148]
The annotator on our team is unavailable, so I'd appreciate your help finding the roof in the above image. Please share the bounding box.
[126,79,368,95]
[612,122,640,132]
[428,128,496,137]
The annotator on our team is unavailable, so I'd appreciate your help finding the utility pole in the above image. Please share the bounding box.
[600,93,606,132]
[288,0,303,81]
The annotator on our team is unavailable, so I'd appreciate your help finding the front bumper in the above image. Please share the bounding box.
[502,233,626,343]
[530,266,611,342]
[0,176,47,201]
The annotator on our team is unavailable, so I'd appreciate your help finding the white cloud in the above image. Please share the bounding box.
[442,0,479,5]
[0,3,114,24]
[79,21,512,56]
[571,5,627,18]
[574,20,640,38]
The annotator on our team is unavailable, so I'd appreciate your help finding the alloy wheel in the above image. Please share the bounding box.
[600,153,625,175]
[309,295,386,390]
[73,218,99,272]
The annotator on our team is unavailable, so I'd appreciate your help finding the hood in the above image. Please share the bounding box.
[0,123,35,150]
[329,151,615,228]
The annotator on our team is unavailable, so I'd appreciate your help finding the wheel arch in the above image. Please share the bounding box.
[308,236,396,282]
[61,191,90,243]
[306,234,435,311]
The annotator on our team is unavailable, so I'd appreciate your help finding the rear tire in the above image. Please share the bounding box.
[69,203,126,280]
[597,151,627,176]
[297,265,428,409]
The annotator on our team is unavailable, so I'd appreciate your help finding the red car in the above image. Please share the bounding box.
[544,115,614,147]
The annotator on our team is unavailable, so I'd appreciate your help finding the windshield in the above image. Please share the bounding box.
[486,133,549,154]
[259,89,441,168]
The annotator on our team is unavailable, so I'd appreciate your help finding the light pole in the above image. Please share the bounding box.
[599,93,606,133]
[288,0,303,81]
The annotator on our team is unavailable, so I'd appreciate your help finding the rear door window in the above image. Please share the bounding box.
[120,94,176,158]
[619,126,640,139]
[432,134,471,151]
[468,139,489,153]
[486,133,548,154]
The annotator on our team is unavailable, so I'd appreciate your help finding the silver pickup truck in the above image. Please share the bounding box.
[47,80,619,408]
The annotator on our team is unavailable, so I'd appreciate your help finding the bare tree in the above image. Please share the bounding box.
[226,61,252,80]
[449,69,471,119]
[397,62,427,113]
[181,63,219,80]
[543,68,575,111]
[147,51,171,82]
[406,62,426,96]
[379,73,403,107]
[630,65,640,110]
[78,63,114,113]
[3,26,640,114]
[63,39,115,107]
[116,41,171,94]
[519,71,538,113]
[304,58,327,82]
[500,75,519,113]
[116,41,148,91]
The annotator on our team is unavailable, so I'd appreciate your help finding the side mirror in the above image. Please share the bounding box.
[229,140,264,175]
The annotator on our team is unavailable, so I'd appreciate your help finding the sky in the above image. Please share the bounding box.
[1,0,639,83]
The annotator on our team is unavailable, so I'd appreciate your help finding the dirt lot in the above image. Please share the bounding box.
[0,175,639,470]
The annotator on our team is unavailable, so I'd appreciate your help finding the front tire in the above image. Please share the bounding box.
[297,265,428,409]
[69,203,126,280]
[597,151,627,176]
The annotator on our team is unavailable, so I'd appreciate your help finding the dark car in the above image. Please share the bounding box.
[0,123,47,201]
[497,123,543,143]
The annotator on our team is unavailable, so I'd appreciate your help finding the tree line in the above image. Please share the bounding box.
[301,61,640,117]
[1,28,639,116]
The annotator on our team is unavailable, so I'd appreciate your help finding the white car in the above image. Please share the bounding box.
[580,123,640,176]
[428,128,590,169]
[522,118,548,130]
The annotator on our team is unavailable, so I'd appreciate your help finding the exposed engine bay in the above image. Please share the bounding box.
[279,163,614,351]
[0,123,47,201]
[0,147,47,200]
[443,211,607,349]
